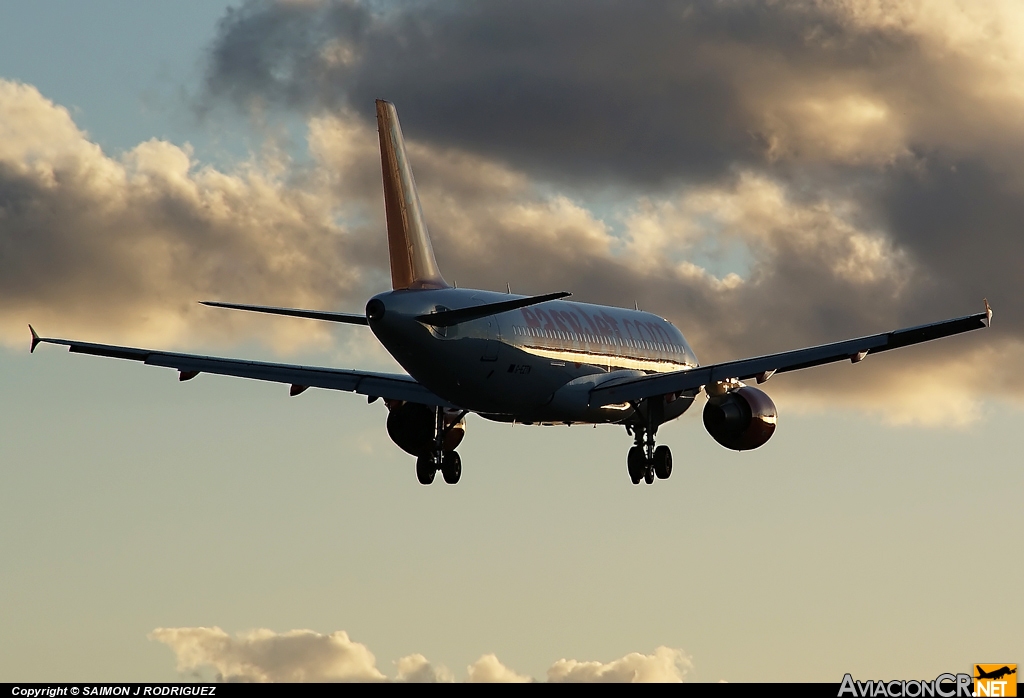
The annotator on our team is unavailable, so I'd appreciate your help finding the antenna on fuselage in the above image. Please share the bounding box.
[634,300,639,311]
[507,282,512,294]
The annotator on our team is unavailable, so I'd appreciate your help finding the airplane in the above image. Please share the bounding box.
[975,666,1016,681]
[29,100,993,486]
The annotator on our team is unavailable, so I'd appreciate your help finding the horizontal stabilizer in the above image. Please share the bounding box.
[200,301,368,325]
[416,292,571,327]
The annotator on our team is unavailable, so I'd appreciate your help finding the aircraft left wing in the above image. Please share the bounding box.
[29,328,455,407]
[589,301,992,406]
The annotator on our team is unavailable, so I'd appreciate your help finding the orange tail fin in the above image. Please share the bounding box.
[376,100,448,290]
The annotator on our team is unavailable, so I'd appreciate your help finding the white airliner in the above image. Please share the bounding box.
[30,100,992,486]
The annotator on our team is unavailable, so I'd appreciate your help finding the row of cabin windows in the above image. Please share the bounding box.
[511,325,685,355]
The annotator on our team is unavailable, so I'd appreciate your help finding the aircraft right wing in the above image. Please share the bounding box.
[589,301,992,406]
[30,328,455,407]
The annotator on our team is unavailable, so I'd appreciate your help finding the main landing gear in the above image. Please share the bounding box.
[416,450,461,485]
[416,407,467,485]
[625,404,672,485]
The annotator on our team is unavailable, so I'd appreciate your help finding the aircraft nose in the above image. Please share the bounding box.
[366,298,386,321]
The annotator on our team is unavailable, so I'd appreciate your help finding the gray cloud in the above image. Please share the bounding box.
[4,74,1020,426]
[198,0,1024,310]
[202,1,1022,183]
[202,0,818,184]
[149,626,690,682]
[192,0,1024,423]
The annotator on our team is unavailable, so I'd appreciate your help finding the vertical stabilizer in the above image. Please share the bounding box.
[376,100,448,290]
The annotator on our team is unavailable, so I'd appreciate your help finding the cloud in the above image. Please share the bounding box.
[149,627,386,682]
[3,74,1016,425]
[465,653,533,683]
[197,1,1024,324]
[547,646,693,683]
[149,626,686,682]
[0,79,381,355]
[200,1,1024,177]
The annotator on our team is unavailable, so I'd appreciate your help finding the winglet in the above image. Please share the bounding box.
[29,325,41,353]
[983,298,993,327]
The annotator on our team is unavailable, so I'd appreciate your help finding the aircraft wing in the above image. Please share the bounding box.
[30,329,455,408]
[589,302,992,406]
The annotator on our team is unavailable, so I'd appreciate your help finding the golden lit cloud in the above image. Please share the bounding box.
[149,626,690,683]
[2,74,1012,425]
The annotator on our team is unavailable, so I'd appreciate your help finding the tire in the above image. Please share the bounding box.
[441,451,462,485]
[654,445,673,480]
[416,454,436,485]
[644,465,655,484]
[627,446,645,484]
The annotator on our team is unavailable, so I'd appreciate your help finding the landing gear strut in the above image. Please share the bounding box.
[417,407,466,485]
[625,400,672,485]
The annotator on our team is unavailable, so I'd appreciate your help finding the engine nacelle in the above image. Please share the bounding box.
[385,402,465,456]
[702,386,777,451]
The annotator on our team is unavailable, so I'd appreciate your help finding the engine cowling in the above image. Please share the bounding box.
[385,402,465,456]
[702,386,777,451]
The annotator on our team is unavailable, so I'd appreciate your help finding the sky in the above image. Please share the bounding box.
[0,0,1021,683]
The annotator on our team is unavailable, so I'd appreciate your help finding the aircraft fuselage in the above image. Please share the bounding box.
[367,288,699,425]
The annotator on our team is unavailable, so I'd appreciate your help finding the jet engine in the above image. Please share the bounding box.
[702,386,777,451]
[385,401,465,456]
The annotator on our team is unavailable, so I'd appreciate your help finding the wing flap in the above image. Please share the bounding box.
[34,334,453,407]
[589,304,992,406]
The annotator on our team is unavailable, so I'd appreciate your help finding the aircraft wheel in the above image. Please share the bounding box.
[653,445,672,480]
[441,451,462,485]
[416,454,436,485]
[627,446,645,484]
[644,464,655,485]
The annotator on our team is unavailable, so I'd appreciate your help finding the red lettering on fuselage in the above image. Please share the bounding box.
[560,310,584,334]
[599,311,622,338]
[551,311,570,333]
[575,308,599,334]
[535,308,557,331]
[520,304,686,359]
